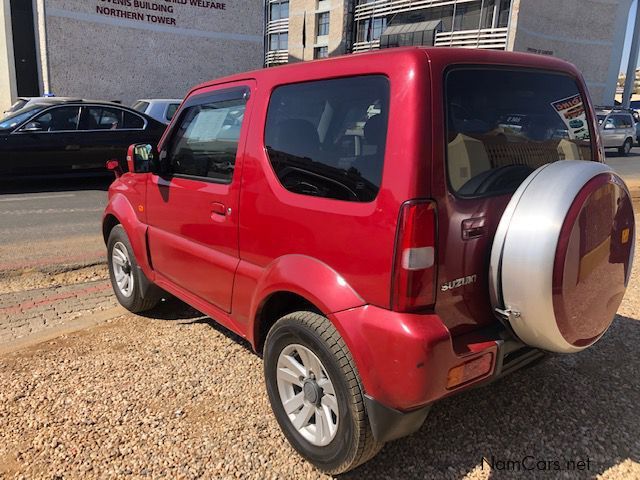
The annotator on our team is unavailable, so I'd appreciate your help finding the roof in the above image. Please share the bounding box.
[187,47,581,97]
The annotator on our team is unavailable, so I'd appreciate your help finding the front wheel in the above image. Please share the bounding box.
[107,225,162,313]
[619,138,633,156]
[263,312,383,474]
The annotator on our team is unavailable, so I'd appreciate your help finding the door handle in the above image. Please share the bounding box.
[211,202,227,216]
[65,145,80,151]
[462,216,486,240]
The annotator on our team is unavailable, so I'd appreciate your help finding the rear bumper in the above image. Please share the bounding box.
[330,305,544,441]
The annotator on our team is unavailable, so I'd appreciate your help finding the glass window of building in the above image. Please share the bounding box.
[314,46,328,59]
[317,12,330,36]
[497,0,511,27]
[371,17,387,40]
[269,33,288,50]
[453,1,483,31]
[269,1,289,21]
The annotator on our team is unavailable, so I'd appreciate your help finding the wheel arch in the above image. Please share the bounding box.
[103,194,152,276]
[249,255,366,353]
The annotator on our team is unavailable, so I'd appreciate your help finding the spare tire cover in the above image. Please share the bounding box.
[490,160,634,353]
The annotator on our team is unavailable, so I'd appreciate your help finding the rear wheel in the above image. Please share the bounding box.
[263,312,383,474]
[107,225,162,312]
[619,138,633,156]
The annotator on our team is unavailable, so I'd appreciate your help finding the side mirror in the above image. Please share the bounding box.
[604,122,615,130]
[22,121,44,132]
[126,143,156,173]
[106,159,123,178]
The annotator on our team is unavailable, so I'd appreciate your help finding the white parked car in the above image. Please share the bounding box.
[596,108,636,156]
[132,99,182,125]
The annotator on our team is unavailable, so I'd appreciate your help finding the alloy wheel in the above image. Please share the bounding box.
[112,241,134,297]
[276,344,339,447]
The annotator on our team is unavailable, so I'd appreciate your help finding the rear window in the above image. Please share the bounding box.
[132,101,149,113]
[446,69,593,198]
[265,75,389,203]
[166,103,180,121]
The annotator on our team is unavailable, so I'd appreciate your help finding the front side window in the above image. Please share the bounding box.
[265,75,389,202]
[165,94,247,183]
[31,106,81,132]
[446,68,593,198]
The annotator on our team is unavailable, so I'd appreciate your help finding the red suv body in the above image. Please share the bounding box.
[103,48,634,473]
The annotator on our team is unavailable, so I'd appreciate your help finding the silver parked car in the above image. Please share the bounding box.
[597,109,636,156]
[131,99,181,125]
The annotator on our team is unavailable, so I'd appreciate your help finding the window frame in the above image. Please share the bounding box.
[443,65,596,200]
[14,105,82,134]
[317,11,330,37]
[159,86,249,185]
[262,74,391,204]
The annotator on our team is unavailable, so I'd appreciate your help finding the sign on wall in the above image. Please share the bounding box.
[96,0,228,26]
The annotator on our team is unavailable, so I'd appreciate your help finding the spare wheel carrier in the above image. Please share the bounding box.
[490,160,634,353]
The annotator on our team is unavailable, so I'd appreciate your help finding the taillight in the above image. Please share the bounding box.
[391,200,437,312]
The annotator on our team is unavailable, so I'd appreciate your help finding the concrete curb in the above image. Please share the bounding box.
[0,306,125,356]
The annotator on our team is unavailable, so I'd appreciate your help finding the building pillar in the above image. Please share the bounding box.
[623,0,640,107]
[0,0,17,112]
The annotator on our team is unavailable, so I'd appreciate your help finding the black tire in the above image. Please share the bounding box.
[107,224,162,313]
[263,311,383,474]
[619,138,633,156]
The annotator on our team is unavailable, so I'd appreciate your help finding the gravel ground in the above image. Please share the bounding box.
[0,245,639,479]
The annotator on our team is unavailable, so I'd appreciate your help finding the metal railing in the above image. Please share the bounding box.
[265,50,289,65]
[434,27,508,49]
[354,0,479,21]
[266,18,289,35]
[351,27,508,52]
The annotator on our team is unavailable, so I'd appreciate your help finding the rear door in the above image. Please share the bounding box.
[77,106,148,170]
[432,67,596,335]
[145,81,254,312]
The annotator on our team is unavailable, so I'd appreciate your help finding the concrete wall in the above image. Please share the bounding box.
[510,0,631,105]
[39,0,264,105]
[0,0,16,112]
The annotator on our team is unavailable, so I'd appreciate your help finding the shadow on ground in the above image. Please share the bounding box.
[143,296,254,353]
[344,315,639,479]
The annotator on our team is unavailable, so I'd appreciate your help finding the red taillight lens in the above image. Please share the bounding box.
[391,200,437,312]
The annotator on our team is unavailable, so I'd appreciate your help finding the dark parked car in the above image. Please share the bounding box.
[0,100,166,176]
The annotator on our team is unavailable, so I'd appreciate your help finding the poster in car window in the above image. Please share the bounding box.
[551,94,590,141]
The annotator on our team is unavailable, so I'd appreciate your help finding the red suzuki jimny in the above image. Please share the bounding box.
[104,48,635,473]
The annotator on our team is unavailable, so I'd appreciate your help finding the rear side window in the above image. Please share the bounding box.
[611,114,633,128]
[446,69,593,198]
[123,112,145,129]
[80,107,124,130]
[265,75,389,203]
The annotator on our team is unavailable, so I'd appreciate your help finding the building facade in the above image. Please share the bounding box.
[0,0,264,111]
[265,0,631,104]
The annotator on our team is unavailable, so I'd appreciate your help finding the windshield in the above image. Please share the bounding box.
[446,68,593,198]
[0,105,45,131]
